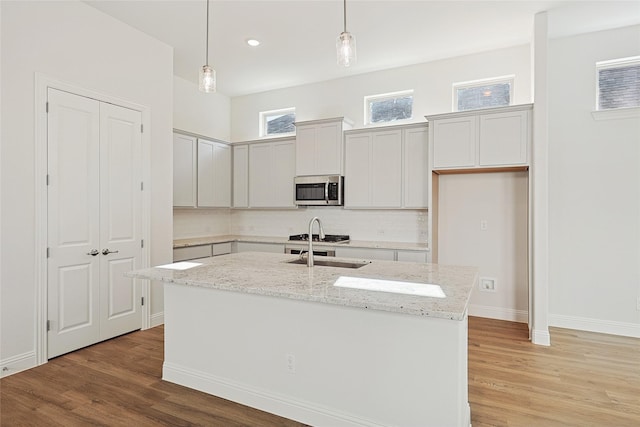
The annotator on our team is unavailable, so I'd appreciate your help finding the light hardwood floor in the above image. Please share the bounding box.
[1,317,638,426]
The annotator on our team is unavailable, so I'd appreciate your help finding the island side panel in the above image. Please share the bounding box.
[163,283,469,427]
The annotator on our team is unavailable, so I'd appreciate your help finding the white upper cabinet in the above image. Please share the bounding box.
[295,117,352,176]
[403,126,429,208]
[173,132,231,208]
[198,139,231,207]
[173,133,197,207]
[432,116,477,169]
[344,128,403,208]
[344,124,428,209]
[249,138,296,208]
[427,104,532,171]
[232,144,249,208]
[478,110,529,166]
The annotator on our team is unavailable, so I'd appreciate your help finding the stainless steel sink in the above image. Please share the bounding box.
[287,258,370,269]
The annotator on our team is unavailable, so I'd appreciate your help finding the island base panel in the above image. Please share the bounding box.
[162,283,470,427]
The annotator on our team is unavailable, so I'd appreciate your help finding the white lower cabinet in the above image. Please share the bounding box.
[334,247,396,261]
[396,250,429,263]
[173,242,232,262]
[235,242,285,253]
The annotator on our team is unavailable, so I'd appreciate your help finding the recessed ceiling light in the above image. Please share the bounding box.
[246,39,260,47]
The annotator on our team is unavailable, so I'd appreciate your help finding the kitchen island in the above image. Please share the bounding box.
[126,252,477,427]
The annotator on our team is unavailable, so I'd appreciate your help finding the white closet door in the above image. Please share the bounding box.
[47,89,143,359]
[98,103,142,340]
[47,89,101,358]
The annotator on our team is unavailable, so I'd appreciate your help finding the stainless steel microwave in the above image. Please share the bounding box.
[294,175,344,206]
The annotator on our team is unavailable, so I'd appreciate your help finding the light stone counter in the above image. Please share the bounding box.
[173,234,430,252]
[127,252,475,320]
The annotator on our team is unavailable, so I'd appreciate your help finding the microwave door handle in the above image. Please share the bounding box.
[324,182,329,204]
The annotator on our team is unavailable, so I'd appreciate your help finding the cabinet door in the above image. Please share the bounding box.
[271,140,296,207]
[295,126,316,176]
[432,117,477,169]
[198,139,230,207]
[371,130,402,207]
[173,133,197,207]
[315,121,342,175]
[334,247,395,261]
[233,145,249,208]
[403,127,429,208]
[248,143,272,207]
[344,133,371,207]
[479,110,529,166]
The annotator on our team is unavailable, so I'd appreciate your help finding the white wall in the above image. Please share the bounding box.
[231,208,428,243]
[438,172,529,322]
[231,44,531,141]
[0,0,174,373]
[173,75,231,141]
[547,24,640,336]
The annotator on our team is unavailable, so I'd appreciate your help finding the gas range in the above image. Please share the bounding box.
[288,233,350,243]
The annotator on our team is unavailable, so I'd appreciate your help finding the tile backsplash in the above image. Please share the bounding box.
[175,207,428,243]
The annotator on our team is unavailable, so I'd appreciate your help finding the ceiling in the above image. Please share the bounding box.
[83,0,640,97]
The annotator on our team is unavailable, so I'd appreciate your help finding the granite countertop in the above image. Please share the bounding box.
[173,234,430,252]
[127,252,476,320]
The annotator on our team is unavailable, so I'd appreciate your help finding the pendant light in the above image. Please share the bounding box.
[199,0,216,93]
[336,0,356,67]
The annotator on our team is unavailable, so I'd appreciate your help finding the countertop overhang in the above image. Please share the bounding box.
[127,252,476,320]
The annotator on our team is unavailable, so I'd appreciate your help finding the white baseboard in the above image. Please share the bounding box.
[531,328,551,346]
[468,304,528,323]
[150,311,164,328]
[549,314,640,338]
[0,351,37,378]
[163,362,388,427]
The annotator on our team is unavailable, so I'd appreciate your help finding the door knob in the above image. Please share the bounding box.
[87,249,99,256]
[101,249,120,255]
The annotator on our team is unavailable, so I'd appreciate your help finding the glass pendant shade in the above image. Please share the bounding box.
[336,31,356,67]
[199,65,216,93]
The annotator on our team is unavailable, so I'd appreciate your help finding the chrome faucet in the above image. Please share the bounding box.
[307,216,325,267]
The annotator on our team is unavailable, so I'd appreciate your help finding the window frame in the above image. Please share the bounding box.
[452,75,514,112]
[364,90,414,126]
[595,56,640,111]
[259,107,296,138]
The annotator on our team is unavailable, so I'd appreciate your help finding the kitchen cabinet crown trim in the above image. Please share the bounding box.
[344,121,428,135]
[232,135,295,145]
[294,116,354,127]
[173,128,230,146]
[425,103,533,122]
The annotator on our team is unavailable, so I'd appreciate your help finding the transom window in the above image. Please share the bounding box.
[453,76,513,112]
[259,107,296,137]
[364,90,413,125]
[596,56,640,110]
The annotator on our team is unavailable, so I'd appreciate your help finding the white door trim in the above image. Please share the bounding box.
[34,73,152,365]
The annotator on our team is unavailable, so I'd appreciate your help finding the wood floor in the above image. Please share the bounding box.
[1,317,638,426]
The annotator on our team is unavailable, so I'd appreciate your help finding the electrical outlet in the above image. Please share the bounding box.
[285,354,296,373]
[480,220,488,231]
[479,277,496,292]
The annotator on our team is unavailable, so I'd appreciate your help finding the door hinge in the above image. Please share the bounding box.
[141,182,144,191]
[46,247,50,258]
[140,124,143,133]
[46,174,50,186]
[46,102,49,113]
[47,320,51,332]
[141,297,145,306]
[141,239,144,248]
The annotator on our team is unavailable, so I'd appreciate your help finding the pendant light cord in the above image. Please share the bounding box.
[205,0,210,65]
[343,0,347,33]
